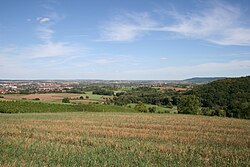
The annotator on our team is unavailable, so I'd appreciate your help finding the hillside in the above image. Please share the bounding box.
[183,77,226,84]
[189,76,250,118]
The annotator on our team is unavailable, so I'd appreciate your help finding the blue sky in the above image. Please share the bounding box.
[0,0,250,80]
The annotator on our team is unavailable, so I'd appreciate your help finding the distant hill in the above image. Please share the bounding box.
[188,76,250,119]
[183,77,226,84]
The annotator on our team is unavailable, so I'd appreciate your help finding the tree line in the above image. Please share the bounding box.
[183,76,250,119]
[111,87,180,107]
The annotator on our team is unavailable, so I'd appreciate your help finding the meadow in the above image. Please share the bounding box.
[0,112,249,166]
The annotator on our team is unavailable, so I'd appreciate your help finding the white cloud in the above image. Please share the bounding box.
[126,60,250,79]
[36,26,54,41]
[36,17,51,23]
[25,42,85,58]
[100,12,157,41]
[94,56,127,65]
[0,42,86,59]
[100,2,250,45]
[35,12,64,42]
[162,2,250,46]
[0,42,87,79]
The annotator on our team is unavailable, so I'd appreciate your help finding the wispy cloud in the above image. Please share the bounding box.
[36,26,54,41]
[35,10,64,42]
[161,2,250,46]
[25,42,85,58]
[160,57,168,60]
[109,60,250,80]
[31,5,85,58]
[1,3,85,60]
[100,12,157,41]
[93,56,128,65]
[36,17,51,23]
[100,2,250,46]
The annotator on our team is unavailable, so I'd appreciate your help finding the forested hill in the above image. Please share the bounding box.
[188,76,250,119]
[183,77,226,84]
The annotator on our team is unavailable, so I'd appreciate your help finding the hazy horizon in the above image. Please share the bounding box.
[1,0,250,80]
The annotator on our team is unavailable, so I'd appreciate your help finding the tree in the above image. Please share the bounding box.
[177,95,201,114]
[134,102,148,113]
[62,97,70,103]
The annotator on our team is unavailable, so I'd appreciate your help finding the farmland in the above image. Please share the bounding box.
[0,112,249,166]
[2,92,110,104]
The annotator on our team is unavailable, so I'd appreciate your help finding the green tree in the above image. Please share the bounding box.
[134,102,148,113]
[177,95,201,114]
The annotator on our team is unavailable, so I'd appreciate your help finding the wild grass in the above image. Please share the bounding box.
[0,112,249,166]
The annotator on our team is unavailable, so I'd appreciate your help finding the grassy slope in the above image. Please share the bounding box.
[0,112,249,166]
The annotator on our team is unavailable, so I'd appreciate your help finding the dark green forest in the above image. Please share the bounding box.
[112,87,179,107]
[187,76,250,119]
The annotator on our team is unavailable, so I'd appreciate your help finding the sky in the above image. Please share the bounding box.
[0,0,250,80]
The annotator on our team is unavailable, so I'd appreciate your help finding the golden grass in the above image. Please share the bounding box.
[0,112,249,166]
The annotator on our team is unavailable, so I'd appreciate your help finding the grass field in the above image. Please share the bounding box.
[0,112,249,166]
[127,103,178,114]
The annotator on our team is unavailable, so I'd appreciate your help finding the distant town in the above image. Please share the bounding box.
[0,79,200,94]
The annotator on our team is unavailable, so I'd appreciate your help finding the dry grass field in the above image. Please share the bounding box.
[0,112,249,166]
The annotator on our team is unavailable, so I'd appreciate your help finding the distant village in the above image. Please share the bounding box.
[0,80,192,94]
[0,81,78,94]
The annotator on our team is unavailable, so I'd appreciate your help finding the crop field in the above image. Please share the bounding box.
[2,93,82,103]
[2,92,112,104]
[0,112,249,166]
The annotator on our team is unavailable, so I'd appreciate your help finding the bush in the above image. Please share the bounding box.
[134,102,148,113]
[62,97,70,103]
[148,107,156,113]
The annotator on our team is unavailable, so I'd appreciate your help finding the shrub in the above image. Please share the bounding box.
[148,107,156,113]
[62,97,70,103]
[134,102,148,113]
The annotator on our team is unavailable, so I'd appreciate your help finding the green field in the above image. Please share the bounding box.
[0,100,134,113]
[127,103,178,114]
[1,112,249,166]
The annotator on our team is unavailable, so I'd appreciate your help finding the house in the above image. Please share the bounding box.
[0,88,6,94]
